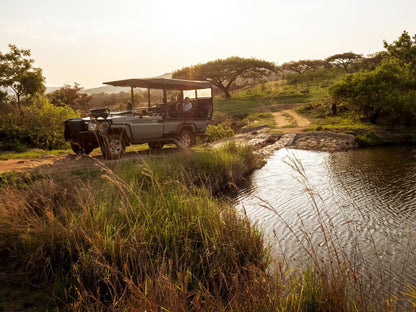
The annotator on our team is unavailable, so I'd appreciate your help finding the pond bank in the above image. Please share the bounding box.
[209,127,359,156]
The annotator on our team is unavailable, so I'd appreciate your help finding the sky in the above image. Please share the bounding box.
[1,0,416,88]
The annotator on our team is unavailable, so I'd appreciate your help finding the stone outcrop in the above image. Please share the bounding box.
[209,128,358,156]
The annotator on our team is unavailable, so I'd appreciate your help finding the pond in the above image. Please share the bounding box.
[236,146,416,300]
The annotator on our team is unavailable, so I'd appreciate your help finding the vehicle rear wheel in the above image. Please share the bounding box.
[148,141,164,151]
[101,133,126,159]
[71,142,94,155]
[177,129,196,148]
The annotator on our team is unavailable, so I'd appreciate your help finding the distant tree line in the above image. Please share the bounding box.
[280,52,385,76]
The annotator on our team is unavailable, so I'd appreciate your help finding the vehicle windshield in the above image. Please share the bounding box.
[183,88,212,99]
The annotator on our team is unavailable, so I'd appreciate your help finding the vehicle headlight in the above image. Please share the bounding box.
[88,122,97,131]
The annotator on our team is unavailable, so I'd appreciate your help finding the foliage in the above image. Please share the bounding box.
[326,52,362,72]
[355,132,385,147]
[0,97,78,151]
[285,67,346,88]
[281,59,327,74]
[359,51,388,71]
[0,44,45,110]
[47,83,92,112]
[384,30,416,72]
[173,56,277,98]
[330,58,416,126]
[205,124,234,142]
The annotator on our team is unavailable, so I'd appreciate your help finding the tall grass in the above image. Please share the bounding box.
[1,143,413,310]
[0,144,276,310]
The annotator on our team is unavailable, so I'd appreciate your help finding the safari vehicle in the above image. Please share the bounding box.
[64,78,213,159]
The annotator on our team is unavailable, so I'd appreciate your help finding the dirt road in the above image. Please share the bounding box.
[0,150,160,175]
[271,109,311,133]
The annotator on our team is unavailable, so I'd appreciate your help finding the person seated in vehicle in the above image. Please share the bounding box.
[168,95,178,118]
[183,97,192,117]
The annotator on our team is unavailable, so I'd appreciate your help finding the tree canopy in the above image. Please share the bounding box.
[326,52,362,72]
[173,56,277,98]
[47,83,92,112]
[384,30,416,72]
[281,59,326,74]
[0,44,45,110]
[330,58,416,127]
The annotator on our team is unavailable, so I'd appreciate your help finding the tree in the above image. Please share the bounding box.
[326,52,362,72]
[384,30,416,70]
[173,56,277,98]
[330,58,416,126]
[281,59,326,74]
[359,52,388,71]
[47,83,92,111]
[0,44,45,110]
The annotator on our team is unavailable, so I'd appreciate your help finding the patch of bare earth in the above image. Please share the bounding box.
[0,150,156,175]
[271,109,311,133]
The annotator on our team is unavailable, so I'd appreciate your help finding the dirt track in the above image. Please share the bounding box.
[0,150,161,174]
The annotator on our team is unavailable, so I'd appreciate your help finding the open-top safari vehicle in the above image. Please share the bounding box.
[64,77,213,159]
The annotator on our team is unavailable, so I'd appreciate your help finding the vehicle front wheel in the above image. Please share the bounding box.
[71,142,94,155]
[177,129,196,149]
[101,133,126,159]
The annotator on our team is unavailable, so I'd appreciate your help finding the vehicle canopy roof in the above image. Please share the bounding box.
[103,78,212,90]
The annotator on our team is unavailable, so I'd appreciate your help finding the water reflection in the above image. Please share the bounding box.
[236,146,416,300]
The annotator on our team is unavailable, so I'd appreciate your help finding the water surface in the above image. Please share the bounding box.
[236,146,416,299]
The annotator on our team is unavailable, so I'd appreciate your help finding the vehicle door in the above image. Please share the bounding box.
[128,115,164,142]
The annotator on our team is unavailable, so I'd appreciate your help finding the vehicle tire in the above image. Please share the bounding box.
[101,133,126,159]
[71,142,94,155]
[148,141,164,151]
[177,129,196,148]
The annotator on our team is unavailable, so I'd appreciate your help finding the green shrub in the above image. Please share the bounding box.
[0,97,78,151]
[205,124,234,142]
[356,132,385,147]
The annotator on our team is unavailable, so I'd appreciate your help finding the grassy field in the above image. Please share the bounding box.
[1,143,413,311]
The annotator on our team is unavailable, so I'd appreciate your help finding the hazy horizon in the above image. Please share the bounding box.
[1,0,416,88]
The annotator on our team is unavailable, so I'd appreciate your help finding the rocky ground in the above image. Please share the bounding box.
[209,126,358,156]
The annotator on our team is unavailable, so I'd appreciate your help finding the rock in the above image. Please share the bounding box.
[240,125,269,133]
[290,131,358,152]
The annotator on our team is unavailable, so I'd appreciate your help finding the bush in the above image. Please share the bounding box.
[205,124,234,142]
[0,97,78,151]
[330,58,416,127]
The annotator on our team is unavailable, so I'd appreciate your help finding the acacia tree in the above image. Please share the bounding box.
[173,56,277,98]
[281,59,326,74]
[326,52,362,72]
[0,44,45,110]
